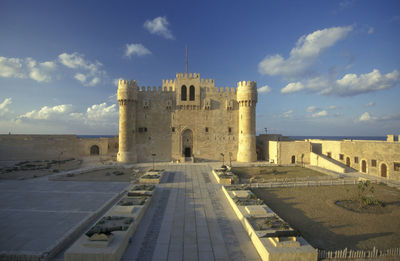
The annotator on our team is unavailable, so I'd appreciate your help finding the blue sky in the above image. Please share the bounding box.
[0,0,399,136]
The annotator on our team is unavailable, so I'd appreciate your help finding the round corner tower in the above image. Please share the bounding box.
[236,80,258,162]
[117,79,137,163]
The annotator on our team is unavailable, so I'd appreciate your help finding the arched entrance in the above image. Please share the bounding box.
[291,155,296,164]
[90,145,99,155]
[346,157,350,167]
[181,129,193,158]
[381,163,387,178]
[361,160,367,173]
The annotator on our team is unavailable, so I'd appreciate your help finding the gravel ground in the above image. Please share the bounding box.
[253,184,400,250]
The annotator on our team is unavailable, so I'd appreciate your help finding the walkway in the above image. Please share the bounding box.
[122,164,261,261]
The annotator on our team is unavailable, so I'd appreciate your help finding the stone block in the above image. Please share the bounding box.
[245,205,268,217]
[232,190,252,198]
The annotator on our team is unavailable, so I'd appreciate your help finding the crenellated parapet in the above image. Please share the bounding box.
[176,72,200,79]
[118,79,138,102]
[236,80,257,104]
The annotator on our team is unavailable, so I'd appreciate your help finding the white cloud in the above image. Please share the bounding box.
[359,112,374,122]
[326,105,337,110]
[258,26,353,77]
[306,106,317,112]
[282,110,294,118]
[86,103,117,124]
[0,56,56,82]
[281,82,305,93]
[281,69,399,96]
[125,43,151,58]
[365,101,375,107]
[58,52,104,86]
[144,16,174,39]
[368,27,374,34]
[258,85,272,94]
[19,104,72,120]
[0,98,12,116]
[0,57,25,78]
[312,110,328,118]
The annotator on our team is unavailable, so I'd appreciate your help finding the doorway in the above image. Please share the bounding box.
[381,163,387,178]
[361,160,367,173]
[181,129,193,158]
[184,147,191,157]
[346,157,350,167]
[291,155,296,164]
[90,145,99,155]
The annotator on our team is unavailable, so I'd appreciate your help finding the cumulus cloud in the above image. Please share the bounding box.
[0,56,56,82]
[125,43,151,58]
[144,16,174,39]
[359,112,400,122]
[258,26,353,77]
[0,98,12,116]
[312,110,328,118]
[306,106,317,112]
[281,69,399,96]
[19,104,72,120]
[58,52,104,86]
[258,85,272,94]
[86,103,117,123]
[365,101,375,107]
[282,110,294,118]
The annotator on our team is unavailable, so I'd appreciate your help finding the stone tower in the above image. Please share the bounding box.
[117,80,137,163]
[236,81,258,162]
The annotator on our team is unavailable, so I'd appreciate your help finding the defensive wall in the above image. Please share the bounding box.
[0,135,118,161]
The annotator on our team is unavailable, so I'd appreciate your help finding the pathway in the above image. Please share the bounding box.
[122,163,261,261]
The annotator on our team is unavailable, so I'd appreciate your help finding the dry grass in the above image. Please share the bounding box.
[231,166,326,182]
[253,184,400,250]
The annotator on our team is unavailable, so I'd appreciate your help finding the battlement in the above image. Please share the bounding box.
[237,80,257,89]
[215,86,237,94]
[175,72,200,79]
[118,79,138,88]
[162,79,175,86]
[200,78,215,84]
[139,86,174,92]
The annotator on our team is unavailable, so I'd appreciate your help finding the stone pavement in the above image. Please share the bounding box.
[122,164,261,261]
[0,177,127,259]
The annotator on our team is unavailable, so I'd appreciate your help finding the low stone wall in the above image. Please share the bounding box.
[309,152,347,173]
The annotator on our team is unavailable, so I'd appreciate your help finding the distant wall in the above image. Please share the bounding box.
[268,140,311,164]
[0,135,118,161]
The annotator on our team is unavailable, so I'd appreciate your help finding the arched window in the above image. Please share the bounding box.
[189,85,195,101]
[181,85,187,101]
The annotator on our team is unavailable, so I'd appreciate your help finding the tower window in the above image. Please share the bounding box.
[189,85,195,101]
[172,127,175,132]
[181,85,187,101]
[371,159,377,167]
[205,127,209,132]
[228,127,232,134]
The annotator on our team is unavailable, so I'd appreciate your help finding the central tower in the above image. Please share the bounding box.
[236,81,257,162]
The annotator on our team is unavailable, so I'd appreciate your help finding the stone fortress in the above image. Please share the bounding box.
[0,72,399,181]
[117,72,257,163]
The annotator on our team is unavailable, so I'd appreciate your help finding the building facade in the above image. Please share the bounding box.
[117,72,258,163]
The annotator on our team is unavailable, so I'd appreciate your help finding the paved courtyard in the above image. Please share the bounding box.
[122,164,261,261]
[0,164,261,260]
[0,177,128,259]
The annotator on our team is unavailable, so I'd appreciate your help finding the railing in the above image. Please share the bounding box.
[318,247,400,259]
[251,178,383,188]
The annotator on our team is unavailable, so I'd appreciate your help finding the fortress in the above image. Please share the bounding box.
[117,72,257,163]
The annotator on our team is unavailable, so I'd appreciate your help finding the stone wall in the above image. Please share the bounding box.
[268,140,311,164]
[0,135,117,161]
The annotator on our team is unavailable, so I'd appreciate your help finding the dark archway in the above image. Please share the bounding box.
[90,145,99,155]
[181,85,187,101]
[189,85,195,101]
[181,129,193,158]
[346,157,350,167]
[361,160,367,173]
[381,163,387,178]
[291,155,296,164]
